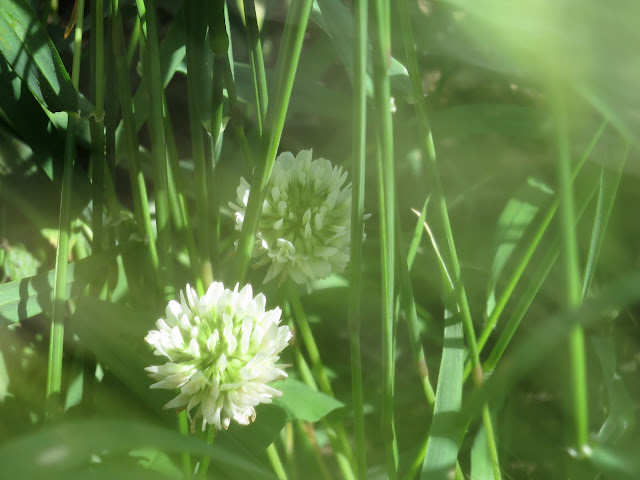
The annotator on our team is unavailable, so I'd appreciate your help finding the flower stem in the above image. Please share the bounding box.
[241,0,268,133]
[197,426,216,480]
[45,0,85,420]
[267,444,288,480]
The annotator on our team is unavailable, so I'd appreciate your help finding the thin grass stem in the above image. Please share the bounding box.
[111,6,160,291]
[551,85,588,451]
[348,0,368,477]
[140,0,174,298]
[184,0,212,279]
[46,0,86,420]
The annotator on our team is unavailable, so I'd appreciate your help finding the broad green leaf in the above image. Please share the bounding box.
[2,243,41,280]
[421,311,465,480]
[0,419,276,480]
[271,378,344,422]
[0,241,141,326]
[0,0,78,113]
[486,177,553,317]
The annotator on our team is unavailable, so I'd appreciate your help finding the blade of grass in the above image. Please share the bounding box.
[45,0,86,420]
[89,0,105,261]
[348,0,368,477]
[477,121,607,353]
[138,0,174,299]
[234,0,314,283]
[111,4,160,293]
[184,0,212,281]
[481,164,601,377]
[551,84,588,452]
[370,0,399,476]
[397,0,502,477]
[581,140,629,300]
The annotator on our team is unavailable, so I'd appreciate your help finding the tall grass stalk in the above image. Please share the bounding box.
[140,0,174,298]
[89,0,105,258]
[46,0,86,419]
[234,0,314,283]
[184,0,212,282]
[111,6,160,289]
[370,0,399,475]
[551,85,589,451]
[396,1,502,476]
[348,0,368,477]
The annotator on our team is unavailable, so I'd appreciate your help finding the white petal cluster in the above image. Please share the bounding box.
[145,282,291,431]
[231,150,352,291]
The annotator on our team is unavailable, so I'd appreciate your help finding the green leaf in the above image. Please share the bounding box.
[0,419,276,480]
[271,378,344,422]
[486,177,553,317]
[0,0,79,113]
[0,241,141,326]
[2,243,41,280]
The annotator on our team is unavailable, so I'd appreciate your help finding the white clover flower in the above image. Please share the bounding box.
[145,282,291,432]
[230,149,354,291]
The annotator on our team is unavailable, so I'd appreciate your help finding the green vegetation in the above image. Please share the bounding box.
[1,0,639,479]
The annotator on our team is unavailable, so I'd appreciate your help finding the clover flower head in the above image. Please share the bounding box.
[145,282,291,432]
[231,149,353,291]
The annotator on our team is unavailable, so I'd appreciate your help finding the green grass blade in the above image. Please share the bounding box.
[139,0,174,299]
[481,162,600,376]
[184,0,213,278]
[581,140,629,299]
[348,0,368,477]
[371,0,398,475]
[551,84,588,450]
[45,0,86,419]
[477,120,606,354]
